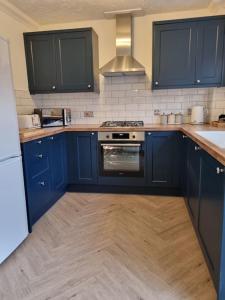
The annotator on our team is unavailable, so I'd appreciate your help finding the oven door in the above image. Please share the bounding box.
[100,142,144,177]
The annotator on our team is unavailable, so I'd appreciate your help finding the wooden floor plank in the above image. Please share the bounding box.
[0,193,217,300]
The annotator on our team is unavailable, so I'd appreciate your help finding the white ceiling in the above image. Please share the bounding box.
[7,0,212,25]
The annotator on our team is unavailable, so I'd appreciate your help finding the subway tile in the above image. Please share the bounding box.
[14,84,218,124]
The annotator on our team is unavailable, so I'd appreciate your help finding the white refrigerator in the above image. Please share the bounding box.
[0,37,28,263]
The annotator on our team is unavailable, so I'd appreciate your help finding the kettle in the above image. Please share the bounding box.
[190,106,207,124]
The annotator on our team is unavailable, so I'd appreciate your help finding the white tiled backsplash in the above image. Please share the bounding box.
[208,87,225,121]
[15,76,225,124]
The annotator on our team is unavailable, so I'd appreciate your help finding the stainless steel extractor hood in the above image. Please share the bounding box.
[100,13,145,77]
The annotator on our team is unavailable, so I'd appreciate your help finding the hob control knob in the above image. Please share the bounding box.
[106,135,110,139]
[132,135,136,139]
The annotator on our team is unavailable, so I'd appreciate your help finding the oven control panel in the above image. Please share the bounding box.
[98,132,145,141]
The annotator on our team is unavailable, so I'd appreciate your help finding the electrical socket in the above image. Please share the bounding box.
[84,111,94,117]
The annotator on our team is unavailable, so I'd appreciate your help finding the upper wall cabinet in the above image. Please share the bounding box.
[24,28,99,94]
[153,17,225,89]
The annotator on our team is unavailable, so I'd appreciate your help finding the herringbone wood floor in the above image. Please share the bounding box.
[0,193,217,300]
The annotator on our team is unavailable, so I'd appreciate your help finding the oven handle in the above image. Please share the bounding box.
[101,144,141,147]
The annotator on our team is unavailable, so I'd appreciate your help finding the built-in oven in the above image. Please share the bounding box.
[98,132,145,177]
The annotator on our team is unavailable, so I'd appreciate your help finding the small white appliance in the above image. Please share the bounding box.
[190,106,206,124]
[0,37,28,263]
[18,114,41,129]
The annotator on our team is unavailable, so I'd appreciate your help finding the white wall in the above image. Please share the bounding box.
[0,9,37,90]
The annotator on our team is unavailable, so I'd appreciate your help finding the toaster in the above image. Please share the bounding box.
[18,114,41,129]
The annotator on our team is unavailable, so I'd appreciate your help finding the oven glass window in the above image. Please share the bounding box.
[101,144,144,176]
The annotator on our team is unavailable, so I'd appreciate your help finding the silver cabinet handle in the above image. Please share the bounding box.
[148,132,151,136]
[91,132,95,136]
[195,146,201,151]
[196,80,201,83]
[216,167,224,175]
[155,81,159,85]
[36,154,43,159]
[38,181,45,186]
[52,85,56,90]
[36,140,42,144]
[182,135,188,139]
[49,136,54,140]
[88,84,91,88]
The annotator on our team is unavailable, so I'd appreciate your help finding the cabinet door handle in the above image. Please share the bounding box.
[155,81,159,86]
[88,84,91,89]
[147,132,151,136]
[52,85,56,90]
[182,135,188,139]
[36,140,42,144]
[216,167,224,175]
[91,132,95,136]
[195,146,201,151]
[49,136,54,140]
[36,154,43,159]
[38,181,45,186]
[196,79,201,84]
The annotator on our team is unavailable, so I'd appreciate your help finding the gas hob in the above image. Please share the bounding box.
[100,121,144,128]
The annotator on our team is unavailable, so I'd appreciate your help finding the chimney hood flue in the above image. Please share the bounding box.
[100,13,145,77]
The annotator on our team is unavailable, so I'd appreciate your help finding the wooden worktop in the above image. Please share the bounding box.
[19,124,225,166]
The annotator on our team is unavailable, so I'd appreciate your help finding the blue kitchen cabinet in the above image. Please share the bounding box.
[24,28,99,94]
[23,34,57,93]
[22,137,51,227]
[196,19,224,86]
[153,17,225,89]
[48,133,67,199]
[198,151,225,295]
[22,133,67,228]
[153,22,196,89]
[180,134,189,199]
[67,132,98,185]
[186,139,201,227]
[145,131,182,188]
[185,142,225,298]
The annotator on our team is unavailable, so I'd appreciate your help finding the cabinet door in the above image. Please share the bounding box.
[48,134,67,199]
[71,132,97,184]
[55,31,93,92]
[196,20,224,86]
[198,151,225,287]
[146,132,181,188]
[181,134,189,199]
[24,34,57,93]
[27,170,52,226]
[153,22,196,89]
[186,140,201,226]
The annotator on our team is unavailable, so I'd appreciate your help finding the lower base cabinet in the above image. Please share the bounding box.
[67,132,98,185]
[49,134,67,198]
[186,139,201,226]
[146,131,182,188]
[199,151,225,294]
[22,133,67,229]
[186,141,225,299]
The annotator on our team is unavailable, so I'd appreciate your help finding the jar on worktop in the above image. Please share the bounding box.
[175,113,183,124]
[168,113,176,125]
[160,113,168,125]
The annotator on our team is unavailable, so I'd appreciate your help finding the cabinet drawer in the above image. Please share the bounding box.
[27,170,52,225]
[22,138,50,177]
